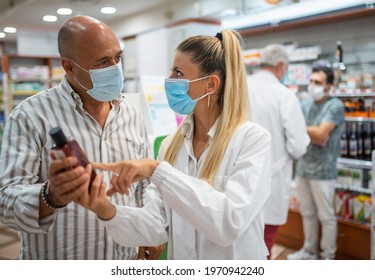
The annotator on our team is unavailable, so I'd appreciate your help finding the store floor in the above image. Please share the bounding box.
[0,221,295,260]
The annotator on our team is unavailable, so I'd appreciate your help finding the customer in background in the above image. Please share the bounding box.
[0,15,163,259]
[78,30,272,259]
[287,65,344,260]
[247,44,310,259]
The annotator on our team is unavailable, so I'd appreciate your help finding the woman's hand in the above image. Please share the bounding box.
[76,164,116,220]
[138,244,166,260]
[91,159,160,196]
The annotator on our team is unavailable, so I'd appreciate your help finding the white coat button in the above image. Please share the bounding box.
[190,250,197,259]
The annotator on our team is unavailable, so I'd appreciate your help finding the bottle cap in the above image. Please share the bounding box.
[49,127,67,147]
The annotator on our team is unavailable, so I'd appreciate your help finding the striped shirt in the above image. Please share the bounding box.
[0,76,150,259]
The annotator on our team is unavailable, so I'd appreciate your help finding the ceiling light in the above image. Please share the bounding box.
[4,27,17,33]
[0,32,6,38]
[57,8,72,15]
[220,9,240,17]
[101,7,116,14]
[43,15,58,22]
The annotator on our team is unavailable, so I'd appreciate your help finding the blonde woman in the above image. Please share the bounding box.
[78,30,272,259]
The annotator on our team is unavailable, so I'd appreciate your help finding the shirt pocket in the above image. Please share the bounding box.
[104,133,146,161]
[123,137,146,159]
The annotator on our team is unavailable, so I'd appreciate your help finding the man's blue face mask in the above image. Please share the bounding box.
[280,72,288,84]
[164,76,213,115]
[71,59,124,102]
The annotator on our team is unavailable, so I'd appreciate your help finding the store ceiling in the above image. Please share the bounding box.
[0,0,179,42]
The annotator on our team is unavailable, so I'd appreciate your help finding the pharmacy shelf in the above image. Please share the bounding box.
[330,89,375,97]
[345,117,375,122]
[334,183,372,195]
[337,157,373,170]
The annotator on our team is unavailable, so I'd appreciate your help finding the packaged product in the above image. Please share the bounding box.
[335,191,355,219]
[363,196,372,224]
[352,194,368,222]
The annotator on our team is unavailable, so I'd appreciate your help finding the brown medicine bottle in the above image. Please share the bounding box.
[49,126,96,187]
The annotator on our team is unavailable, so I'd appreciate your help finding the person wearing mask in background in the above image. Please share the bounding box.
[247,44,310,260]
[287,65,344,260]
[0,15,163,260]
[77,30,272,259]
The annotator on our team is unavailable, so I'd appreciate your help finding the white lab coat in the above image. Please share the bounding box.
[102,117,271,259]
[247,70,310,225]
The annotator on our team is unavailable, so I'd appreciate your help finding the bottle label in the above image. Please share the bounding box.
[358,140,363,154]
[51,150,66,160]
[349,140,358,156]
[340,139,348,155]
[364,138,371,155]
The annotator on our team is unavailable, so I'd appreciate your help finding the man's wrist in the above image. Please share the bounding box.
[96,203,116,221]
[40,181,67,209]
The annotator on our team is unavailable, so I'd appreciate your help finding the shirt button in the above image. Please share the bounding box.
[190,250,197,259]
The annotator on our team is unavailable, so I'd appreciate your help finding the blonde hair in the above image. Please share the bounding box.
[164,30,249,185]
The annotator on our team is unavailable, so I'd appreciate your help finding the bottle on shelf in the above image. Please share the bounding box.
[348,122,358,159]
[340,122,349,158]
[362,122,372,161]
[357,122,363,159]
[335,40,343,64]
[333,40,346,88]
[49,127,97,189]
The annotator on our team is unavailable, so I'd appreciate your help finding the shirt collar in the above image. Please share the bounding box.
[258,69,279,81]
[58,75,124,109]
[180,114,221,144]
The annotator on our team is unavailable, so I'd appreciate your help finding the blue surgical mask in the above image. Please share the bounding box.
[164,76,213,115]
[280,73,288,84]
[71,60,124,102]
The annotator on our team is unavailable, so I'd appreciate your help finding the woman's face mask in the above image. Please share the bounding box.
[164,76,213,115]
[308,84,325,101]
[71,60,124,102]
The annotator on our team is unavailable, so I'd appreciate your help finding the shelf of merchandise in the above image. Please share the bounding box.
[276,155,374,259]
[335,183,372,195]
[330,89,375,97]
[276,207,371,259]
[1,54,59,118]
[337,157,372,170]
[344,117,375,122]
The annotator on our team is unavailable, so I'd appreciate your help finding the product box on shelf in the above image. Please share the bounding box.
[361,73,374,89]
[352,194,371,223]
[364,196,372,224]
[336,167,364,189]
[335,190,355,219]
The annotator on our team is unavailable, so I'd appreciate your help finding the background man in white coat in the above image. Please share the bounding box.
[247,44,310,259]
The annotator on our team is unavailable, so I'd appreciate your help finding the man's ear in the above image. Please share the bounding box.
[275,62,285,80]
[61,57,73,75]
[207,74,221,93]
[325,83,332,93]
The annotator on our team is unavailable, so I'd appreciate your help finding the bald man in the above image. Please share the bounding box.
[0,16,164,260]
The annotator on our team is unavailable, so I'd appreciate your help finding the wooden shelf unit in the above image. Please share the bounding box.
[276,207,371,260]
